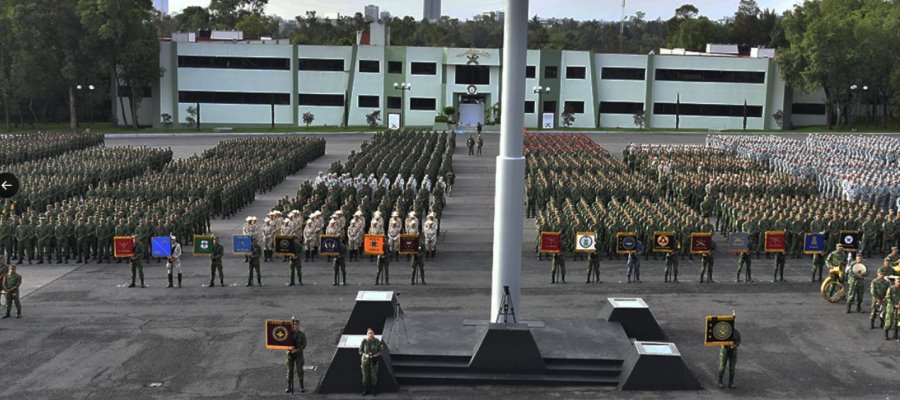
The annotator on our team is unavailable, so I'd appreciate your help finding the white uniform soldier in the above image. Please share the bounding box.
[369,211,385,235]
[405,211,420,235]
[347,211,365,261]
[303,218,317,262]
[166,235,183,288]
[388,211,402,261]
[262,216,276,262]
[242,216,258,263]
[334,210,347,239]
[423,213,438,260]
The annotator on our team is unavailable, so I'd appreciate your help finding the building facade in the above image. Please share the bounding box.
[123,41,827,130]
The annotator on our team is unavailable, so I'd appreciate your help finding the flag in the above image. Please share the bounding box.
[616,232,637,254]
[728,232,750,254]
[804,233,826,255]
[151,236,172,257]
[114,236,135,258]
[690,232,713,254]
[275,235,296,256]
[233,235,253,255]
[399,234,420,255]
[575,232,596,252]
[364,234,384,255]
[193,235,215,256]
[319,235,340,256]
[265,320,296,351]
[539,232,561,253]
[764,231,786,253]
[653,231,675,253]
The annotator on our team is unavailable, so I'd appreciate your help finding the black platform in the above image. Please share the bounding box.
[319,293,700,391]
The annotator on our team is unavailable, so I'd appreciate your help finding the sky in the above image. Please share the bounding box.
[167,0,803,22]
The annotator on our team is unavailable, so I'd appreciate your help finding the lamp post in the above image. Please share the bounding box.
[76,84,96,128]
[393,82,412,129]
[533,86,550,129]
[849,84,868,129]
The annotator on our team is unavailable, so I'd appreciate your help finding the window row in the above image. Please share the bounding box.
[655,69,765,84]
[653,102,763,117]
[179,91,291,105]
[178,56,290,70]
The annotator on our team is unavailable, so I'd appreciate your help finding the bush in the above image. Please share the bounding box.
[633,110,646,129]
[366,110,382,127]
[434,115,449,123]
[773,109,784,129]
[302,112,315,127]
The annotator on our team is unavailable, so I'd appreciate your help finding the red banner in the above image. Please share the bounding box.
[690,232,713,254]
[114,236,135,258]
[765,231,786,253]
[540,232,561,253]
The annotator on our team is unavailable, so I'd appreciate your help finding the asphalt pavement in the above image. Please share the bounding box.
[0,131,897,400]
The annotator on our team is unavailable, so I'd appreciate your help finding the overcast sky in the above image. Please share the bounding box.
[168,0,803,21]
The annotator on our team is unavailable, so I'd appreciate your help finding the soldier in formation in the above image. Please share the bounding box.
[285,318,307,393]
[2,265,22,318]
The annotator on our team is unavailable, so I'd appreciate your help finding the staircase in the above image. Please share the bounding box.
[391,354,623,386]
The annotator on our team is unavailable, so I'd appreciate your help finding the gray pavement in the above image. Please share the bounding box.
[0,131,897,399]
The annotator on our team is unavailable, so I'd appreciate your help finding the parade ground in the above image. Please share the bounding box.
[1,132,898,400]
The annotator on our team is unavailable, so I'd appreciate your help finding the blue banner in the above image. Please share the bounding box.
[319,235,341,256]
[804,233,826,254]
[233,235,253,254]
[151,236,172,257]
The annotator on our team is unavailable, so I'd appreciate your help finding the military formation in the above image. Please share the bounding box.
[0,131,103,165]
[530,133,899,285]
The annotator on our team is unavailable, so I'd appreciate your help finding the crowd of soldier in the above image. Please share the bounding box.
[0,131,103,165]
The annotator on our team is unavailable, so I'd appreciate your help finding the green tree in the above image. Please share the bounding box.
[175,6,211,32]
[236,13,279,39]
[209,0,268,29]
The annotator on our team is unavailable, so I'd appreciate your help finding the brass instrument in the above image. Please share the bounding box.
[820,266,845,303]
[892,259,900,275]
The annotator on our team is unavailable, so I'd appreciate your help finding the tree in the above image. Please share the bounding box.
[302,111,314,126]
[236,13,279,39]
[633,110,646,129]
[80,0,162,129]
[209,0,268,29]
[675,4,699,19]
[772,109,784,129]
[667,16,723,51]
[365,110,381,127]
[175,6,211,32]
[561,105,575,128]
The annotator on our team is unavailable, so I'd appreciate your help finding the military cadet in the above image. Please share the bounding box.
[348,211,365,261]
[0,216,13,264]
[423,213,438,260]
[476,134,484,156]
[303,218,316,262]
[886,246,899,268]
[664,242,680,283]
[551,253,566,284]
[466,135,475,156]
[870,269,889,329]
[586,250,600,283]
[700,241,716,283]
[717,328,741,389]
[209,237,225,287]
[825,244,845,278]
[410,245,425,285]
[285,318,307,393]
[359,327,385,396]
[262,216,276,262]
[773,250,786,282]
[2,265,22,318]
[16,217,33,264]
[877,258,894,278]
[847,255,867,313]
[737,249,752,282]
[288,238,303,286]
[387,212,402,262]
[248,237,262,287]
[74,216,89,264]
[445,170,455,198]
[333,240,347,286]
[96,217,114,263]
[35,217,52,264]
[166,236,183,288]
[885,278,900,340]
[129,236,145,288]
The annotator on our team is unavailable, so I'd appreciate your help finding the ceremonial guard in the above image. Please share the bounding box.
[129,235,145,288]
[348,211,365,261]
[586,251,600,283]
[410,245,426,285]
[387,212,402,261]
[664,243,680,282]
[303,218,317,262]
[717,329,741,389]
[333,240,347,286]
[262,216,275,262]
[166,236,182,288]
[288,238,303,286]
[737,250,752,282]
[551,253,566,284]
[423,213,438,260]
[404,211,419,235]
[2,265,21,318]
[248,237,262,286]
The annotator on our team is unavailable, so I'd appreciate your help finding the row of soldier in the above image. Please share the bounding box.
[0,131,103,165]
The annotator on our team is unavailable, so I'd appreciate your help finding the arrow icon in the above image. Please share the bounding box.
[0,182,9,190]
[0,173,18,198]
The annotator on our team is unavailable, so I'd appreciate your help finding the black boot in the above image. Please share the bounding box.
[886,330,891,340]
[177,273,182,288]
[717,377,724,389]
[857,303,862,313]
[300,382,305,393]
[128,280,136,288]
[846,303,852,313]
[209,280,215,287]
[728,377,736,389]
[140,278,145,288]
[871,319,877,329]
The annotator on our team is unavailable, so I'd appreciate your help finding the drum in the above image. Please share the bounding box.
[851,263,867,276]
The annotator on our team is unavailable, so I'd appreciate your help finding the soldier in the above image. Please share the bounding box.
[333,241,347,286]
[476,134,484,156]
[73,217,90,264]
[375,244,390,285]
[885,278,900,340]
[626,240,643,283]
[877,258,894,278]
[551,253,566,284]
[700,241,716,283]
[166,236,183,288]
[886,246,900,268]
[870,269,889,329]
[16,217,33,265]
[586,250,600,283]
[96,217,114,263]
[825,244,845,278]
[242,216,256,263]
[410,245,426,285]
[737,249,752,282]
[466,135,475,156]
[847,255,867,313]
[359,327,385,396]
[288,238,303,286]
[773,250,786,282]
[303,218,316,262]
[2,265,22,318]
[262,216,276,262]
[209,237,225,287]
[387,211,402,262]
[128,236,145,288]
[664,242,680,283]
[445,170,455,198]
[35,217,52,264]
[0,216,13,264]
[248,237,262,287]
[348,211,365,261]
[285,318,307,393]
[423,213,437,260]
[811,252,826,282]
[717,328,741,389]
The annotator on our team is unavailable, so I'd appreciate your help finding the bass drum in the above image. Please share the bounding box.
[821,276,845,303]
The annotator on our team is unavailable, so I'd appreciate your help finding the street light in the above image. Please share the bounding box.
[533,86,550,129]
[394,82,412,129]
[849,84,868,129]
[76,84,96,128]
